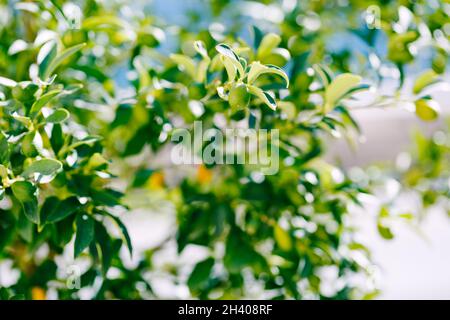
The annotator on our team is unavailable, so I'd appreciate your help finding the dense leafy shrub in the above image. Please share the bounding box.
[0,0,448,299]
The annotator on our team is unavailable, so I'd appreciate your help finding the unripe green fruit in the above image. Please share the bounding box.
[228,84,250,111]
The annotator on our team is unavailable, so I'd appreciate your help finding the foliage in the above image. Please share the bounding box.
[0,0,448,299]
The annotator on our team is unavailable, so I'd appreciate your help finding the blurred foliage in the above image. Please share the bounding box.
[0,0,448,299]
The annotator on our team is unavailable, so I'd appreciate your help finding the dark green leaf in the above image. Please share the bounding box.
[74,213,95,257]
[11,181,38,224]
[104,212,133,256]
[46,196,81,223]
[38,40,57,80]
[187,257,214,292]
[0,132,10,164]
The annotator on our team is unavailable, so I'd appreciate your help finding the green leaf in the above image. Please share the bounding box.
[224,230,267,273]
[220,55,237,82]
[50,124,64,154]
[187,257,214,292]
[45,108,70,123]
[46,196,81,223]
[229,84,250,111]
[37,40,57,80]
[39,196,60,226]
[74,213,95,257]
[247,62,289,87]
[274,225,292,251]
[11,181,39,224]
[17,211,33,242]
[377,223,394,240]
[21,132,38,157]
[170,54,196,79]
[105,212,133,256]
[325,73,362,112]
[87,153,108,170]
[251,25,264,50]
[12,114,32,128]
[30,89,62,117]
[59,135,102,156]
[196,59,209,83]
[22,159,62,177]
[337,83,370,100]
[413,70,439,94]
[215,44,240,63]
[247,85,277,110]
[415,99,440,121]
[91,189,122,206]
[256,33,281,59]
[193,40,209,59]
[0,132,10,165]
[313,64,334,87]
[94,222,113,274]
[133,57,151,89]
[42,43,86,80]
[215,44,244,78]
[82,16,130,30]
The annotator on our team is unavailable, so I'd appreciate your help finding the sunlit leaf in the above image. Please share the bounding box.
[247,85,277,110]
[247,62,289,87]
[41,43,86,80]
[45,108,70,123]
[413,70,439,94]
[11,181,38,224]
[415,98,440,121]
[256,33,281,59]
[325,73,362,112]
[22,159,62,177]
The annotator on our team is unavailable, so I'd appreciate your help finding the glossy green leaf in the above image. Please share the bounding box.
[256,33,281,59]
[413,70,439,94]
[45,108,70,123]
[46,196,81,223]
[215,44,244,77]
[37,40,57,80]
[415,99,440,121]
[11,181,38,224]
[30,89,62,116]
[0,132,10,165]
[313,64,334,87]
[325,73,362,112]
[247,85,277,110]
[105,212,133,256]
[187,258,214,292]
[74,213,95,257]
[41,43,86,80]
[274,225,292,251]
[247,62,289,87]
[21,132,38,157]
[82,16,130,30]
[377,223,394,240]
[22,159,62,177]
